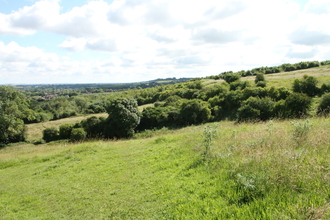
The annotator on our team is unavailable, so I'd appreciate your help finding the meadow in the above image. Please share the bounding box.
[1,66,330,219]
[1,117,329,219]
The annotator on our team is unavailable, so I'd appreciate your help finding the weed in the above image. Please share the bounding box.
[291,119,313,146]
[202,125,217,157]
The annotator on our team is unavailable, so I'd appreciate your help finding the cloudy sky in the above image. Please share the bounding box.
[0,0,329,84]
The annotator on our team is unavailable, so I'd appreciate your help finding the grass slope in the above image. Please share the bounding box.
[1,118,330,219]
[241,65,330,88]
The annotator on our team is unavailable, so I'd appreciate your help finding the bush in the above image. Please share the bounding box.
[292,75,320,97]
[230,81,250,91]
[104,98,141,139]
[256,81,267,88]
[43,127,59,142]
[81,116,106,138]
[284,93,312,118]
[70,128,86,142]
[321,83,330,94]
[237,105,260,122]
[222,72,241,83]
[237,97,275,122]
[317,93,330,115]
[59,123,73,139]
[180,99,212,125]
[254,73,265,84]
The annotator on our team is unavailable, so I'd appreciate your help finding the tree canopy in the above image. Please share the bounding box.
[0,86,31,146]
[104,98,141,139]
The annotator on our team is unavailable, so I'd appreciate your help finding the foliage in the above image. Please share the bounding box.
[42,127,59,142]
[254,72,265,84]
[284,93,312,118]
[317,93,330,115]
[237,97,275,122]
[81,116,106,138]
[70,128,86,142]
[0,86,30,146]
[197,83,229,101]
[104,98,141,139]
[256,81,267,88]
[320,83,330,94]
[180,99,212,125]
[229,80,250,91]
[137,106,175,130]
[59,123,73,139]
[222,72,241,83]
[292,75,320,97]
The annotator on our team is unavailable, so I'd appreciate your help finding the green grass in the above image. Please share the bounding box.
[241,65,330,88]
[1,118,330,219]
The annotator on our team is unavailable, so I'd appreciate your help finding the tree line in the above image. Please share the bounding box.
[1,60,330,146]
[42,73,330,143]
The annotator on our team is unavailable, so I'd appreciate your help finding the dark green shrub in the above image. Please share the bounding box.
[104,98,141,139]
[59,123,73,139]
[43,127,59,142]
[180,99,212,125]
[307,61,320,68]
[266,87,291,101]
[222,91,243,113]
[81,116,106,138]
[320,60,330,65]
[256,81,267,88]
[237,105,260,122]
[281,63,296,72]
[321,83,330,94]
[137,106,180,130]
[237,97,275,122]
[222,72,241,83]
[292,75,320,97]
[70,128,86,142]
[317,93,330,115]
[242,87,267,100]
[254,73,265,84]
[230,81,250,91]
[284,93,312,118]
[272,100,286,118]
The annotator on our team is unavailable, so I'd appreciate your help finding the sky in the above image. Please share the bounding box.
[0,0,329,84]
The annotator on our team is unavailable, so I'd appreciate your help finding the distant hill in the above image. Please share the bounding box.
[15,77,193,93]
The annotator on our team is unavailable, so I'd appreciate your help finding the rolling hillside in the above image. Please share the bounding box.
[1,66,330,219]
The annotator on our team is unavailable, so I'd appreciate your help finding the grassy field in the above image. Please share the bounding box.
[204,65,330,89]
[241,65,330,88]
[1,117,330,219]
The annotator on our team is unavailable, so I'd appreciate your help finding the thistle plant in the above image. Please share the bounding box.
[291,119,312,146]
[202,125,217,157]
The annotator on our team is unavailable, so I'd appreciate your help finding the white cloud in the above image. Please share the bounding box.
[9,0,60,29]
[0,0,330,84]
[59,37,87,52]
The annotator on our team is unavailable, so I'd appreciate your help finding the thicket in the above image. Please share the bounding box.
[0,86,31,146]
[32,70,328,143]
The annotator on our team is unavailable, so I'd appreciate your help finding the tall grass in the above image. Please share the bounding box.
[1,118,330,219]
